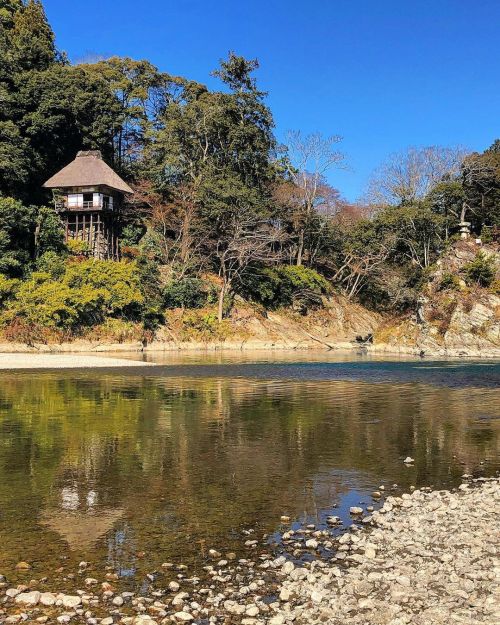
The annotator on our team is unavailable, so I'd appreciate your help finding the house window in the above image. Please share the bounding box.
[83,192,93,207]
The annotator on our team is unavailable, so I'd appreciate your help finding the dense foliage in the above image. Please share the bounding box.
[0,1,498,342]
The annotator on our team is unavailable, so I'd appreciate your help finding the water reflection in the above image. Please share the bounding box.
[0,362,498,586]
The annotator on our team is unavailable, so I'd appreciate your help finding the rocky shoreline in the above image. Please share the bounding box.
[1,477,498,625]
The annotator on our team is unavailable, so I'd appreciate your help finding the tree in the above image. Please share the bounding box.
[82,57,168,174]
[0,196,36,277]
[377,203,444,269]
[282,131,345,265]
[460,141,500,231]
[367,145,468,206]
[211,206,282,322]
[144,52,278,297]
[425,179,464,239]
[7,0,57,72]
[3,64,122,201]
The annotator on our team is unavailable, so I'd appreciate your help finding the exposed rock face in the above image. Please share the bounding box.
[376,241,500,357]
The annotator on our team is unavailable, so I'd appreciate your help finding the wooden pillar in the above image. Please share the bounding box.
[90,213,94,253]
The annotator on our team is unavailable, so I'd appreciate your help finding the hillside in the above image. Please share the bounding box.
[375,240,500,357]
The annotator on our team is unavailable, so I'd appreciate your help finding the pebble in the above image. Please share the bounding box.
[14,562,31,571]
[62,595,82,609]
[349,506,363,515]
[15,591,40,605]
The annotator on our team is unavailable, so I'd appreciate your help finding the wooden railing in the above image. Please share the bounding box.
[55,199,113,211]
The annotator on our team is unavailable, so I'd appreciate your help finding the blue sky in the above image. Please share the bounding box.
[44,0,499,201]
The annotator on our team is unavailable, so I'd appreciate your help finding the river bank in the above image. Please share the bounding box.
[1,476,497,624]
[1,339,500,361]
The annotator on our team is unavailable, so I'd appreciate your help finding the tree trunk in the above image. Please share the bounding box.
[217,281,227,323]
[296,229,304,266]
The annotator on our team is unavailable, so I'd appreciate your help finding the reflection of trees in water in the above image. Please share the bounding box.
[0,373,498,572]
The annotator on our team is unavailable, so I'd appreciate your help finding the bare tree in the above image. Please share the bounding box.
[214,216,283,322]
[283,131,345,265]
[366,145,469,206]
[132,180,204,274]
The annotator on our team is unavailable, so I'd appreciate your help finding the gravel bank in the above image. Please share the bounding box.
[271,477,499,625]
[0,354,153,369]
[0,478,498,624]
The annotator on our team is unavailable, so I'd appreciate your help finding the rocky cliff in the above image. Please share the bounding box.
[375,241,500,357]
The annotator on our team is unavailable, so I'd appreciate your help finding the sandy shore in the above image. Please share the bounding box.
[0,353,153,370]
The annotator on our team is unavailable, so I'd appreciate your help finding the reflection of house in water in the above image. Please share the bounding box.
[41,484,123,550]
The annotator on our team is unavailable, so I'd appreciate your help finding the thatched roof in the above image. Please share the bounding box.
[43,150,133,194]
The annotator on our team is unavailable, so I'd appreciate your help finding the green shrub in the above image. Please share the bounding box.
[35,251,67,279]
[239,265,330,309]
[0,274,20,306]
[66,239,91,256]
[2,259,144,332]
[480,226,494,244]
[163,277,208,309]
[63,259,143,316]
[464,252,496,288]
[5,271,105,329]
[438,272,460,292]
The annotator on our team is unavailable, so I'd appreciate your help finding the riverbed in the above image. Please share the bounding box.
[0,353,498,591]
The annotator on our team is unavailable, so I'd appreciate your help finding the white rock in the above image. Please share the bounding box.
[40,592,56,606]
[62,595,82,609]
[349,507,363,515]
[173,612,193,622]
[245,605,259,616]
[168,581,180,592]
[15,591,41,606]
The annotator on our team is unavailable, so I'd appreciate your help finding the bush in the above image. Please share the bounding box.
[438,272,460,292]
[4,271,105,330]
[35,251,67,279]
[0,274,20,307]
[239,265,330,309]
[2,259,144,332]
[464,252,496,288]
[63,259,144,316]
[163,277,208,309]
[66,239,91,256]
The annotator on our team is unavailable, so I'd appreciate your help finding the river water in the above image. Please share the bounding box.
[0,352,498,587]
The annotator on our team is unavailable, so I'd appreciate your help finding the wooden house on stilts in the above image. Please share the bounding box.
[43,151,133,259]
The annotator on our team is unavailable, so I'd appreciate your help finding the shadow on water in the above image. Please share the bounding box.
[0,356,498,587]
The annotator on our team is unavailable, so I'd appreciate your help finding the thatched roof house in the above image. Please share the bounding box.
[43,150,133,194]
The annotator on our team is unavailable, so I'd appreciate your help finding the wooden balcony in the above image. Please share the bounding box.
[55,199,114,212]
